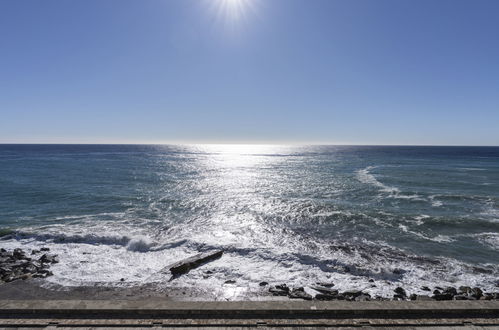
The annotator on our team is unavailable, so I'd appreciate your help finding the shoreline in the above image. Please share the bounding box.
[1,248,498,303]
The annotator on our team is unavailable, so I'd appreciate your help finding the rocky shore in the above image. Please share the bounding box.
[0,248,58,283]
[265,282,499,301]
[1,248,498,302]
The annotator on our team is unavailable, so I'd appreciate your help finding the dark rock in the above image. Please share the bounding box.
[453,294,469,300]
[355,293,371,301]
[259,281,268,287]
[433,289,441,295]
[392,268,406,275]
[315,293,340,300]
[31,250,40,255]
[471,287,483,299]
[275,284,290,292]
[393,294,406,300]
[269,287,288,296]
[409,294,417,300]
[288,288,312,300]
[394,287,407,297]
[442,287,457,296]
[459,286,472,293]
[435,286,444,291]
[40,247,50,251]
[120,278,125,282]
[433,293,453,301]
[421,286,431,291]
[315,282,335,288]
[342,290,362,301]
[368,279,374,283]
[224,280,236,284]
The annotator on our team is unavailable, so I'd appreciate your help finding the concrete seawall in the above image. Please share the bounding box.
[1,300,498,328]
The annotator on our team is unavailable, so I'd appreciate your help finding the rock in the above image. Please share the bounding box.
[394,287,407,297]
[275,284,290,292]
[288,288,313,300]
[368,279,374,283]
[120,278,125,282]
[269,287,288,296]
[471,287,483,299]
[310,285,339,295]
[355,293,371,301]
[342,290,362,301]
[421,286,431,291]
[161,250,223,278]
[453,294,469,300]
[433,289,441,295]
[259,281,268,286]
[224,280,236,284]
[442,287,457,296]
[435,286,444,291]
[433,293,453,301]
[315,293,340,300]
[31,250,40,255]
[315,282,335,288]
[40,247,50,251]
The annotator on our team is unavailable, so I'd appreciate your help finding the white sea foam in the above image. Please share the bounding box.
[356,166,400,194]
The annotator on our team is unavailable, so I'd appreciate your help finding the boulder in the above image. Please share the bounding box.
[288,288,313,300]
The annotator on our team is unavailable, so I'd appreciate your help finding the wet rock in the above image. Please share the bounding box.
[316,282,335,288]
[471,287,483,299]
[433,289,441,295]
[31,250,40,255]
[288,287,312,300]
[310,285,338,295]
[433,293,453,301]
[342,290,362,301]
[442,287,457,296]
[368,279,374,283]
[0,248,55,283]
[355,293,371,301]
[421,286,431,291]
[259,281,268,287]
[224,280,236,284]
[40,247,50,252]
[120,278,125,282]
[269,287,288,296]
[453,294,469,300]
[394,287,407,297]
[315,293,341,300]
[269,284,290,296]
[275,284,290,292]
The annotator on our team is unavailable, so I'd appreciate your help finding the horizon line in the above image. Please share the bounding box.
[0,142,498,147]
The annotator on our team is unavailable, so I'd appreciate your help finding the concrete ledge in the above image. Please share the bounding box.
[1,300,498,319]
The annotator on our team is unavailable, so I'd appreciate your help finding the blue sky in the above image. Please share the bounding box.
[1,0,498,145]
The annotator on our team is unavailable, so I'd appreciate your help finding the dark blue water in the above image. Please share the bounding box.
[1,145,498,296]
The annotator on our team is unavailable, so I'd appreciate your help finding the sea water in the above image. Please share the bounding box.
[0,144,498,297]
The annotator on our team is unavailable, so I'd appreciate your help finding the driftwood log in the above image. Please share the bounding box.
[162,250,223,278]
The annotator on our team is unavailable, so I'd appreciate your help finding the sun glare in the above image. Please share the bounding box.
[209,0,258,26]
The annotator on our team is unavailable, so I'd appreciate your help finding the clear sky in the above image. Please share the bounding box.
[1,0,498,145]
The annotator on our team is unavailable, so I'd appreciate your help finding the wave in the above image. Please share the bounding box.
[356,166,400,194]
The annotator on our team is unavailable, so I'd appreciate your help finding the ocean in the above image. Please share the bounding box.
[0,144,498,297]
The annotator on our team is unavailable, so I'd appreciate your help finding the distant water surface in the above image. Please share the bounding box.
[0,145,498,296]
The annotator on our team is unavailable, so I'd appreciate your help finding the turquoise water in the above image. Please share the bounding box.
[0,145,498,295]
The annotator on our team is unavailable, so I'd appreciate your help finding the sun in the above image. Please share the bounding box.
[210,0,258,24]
